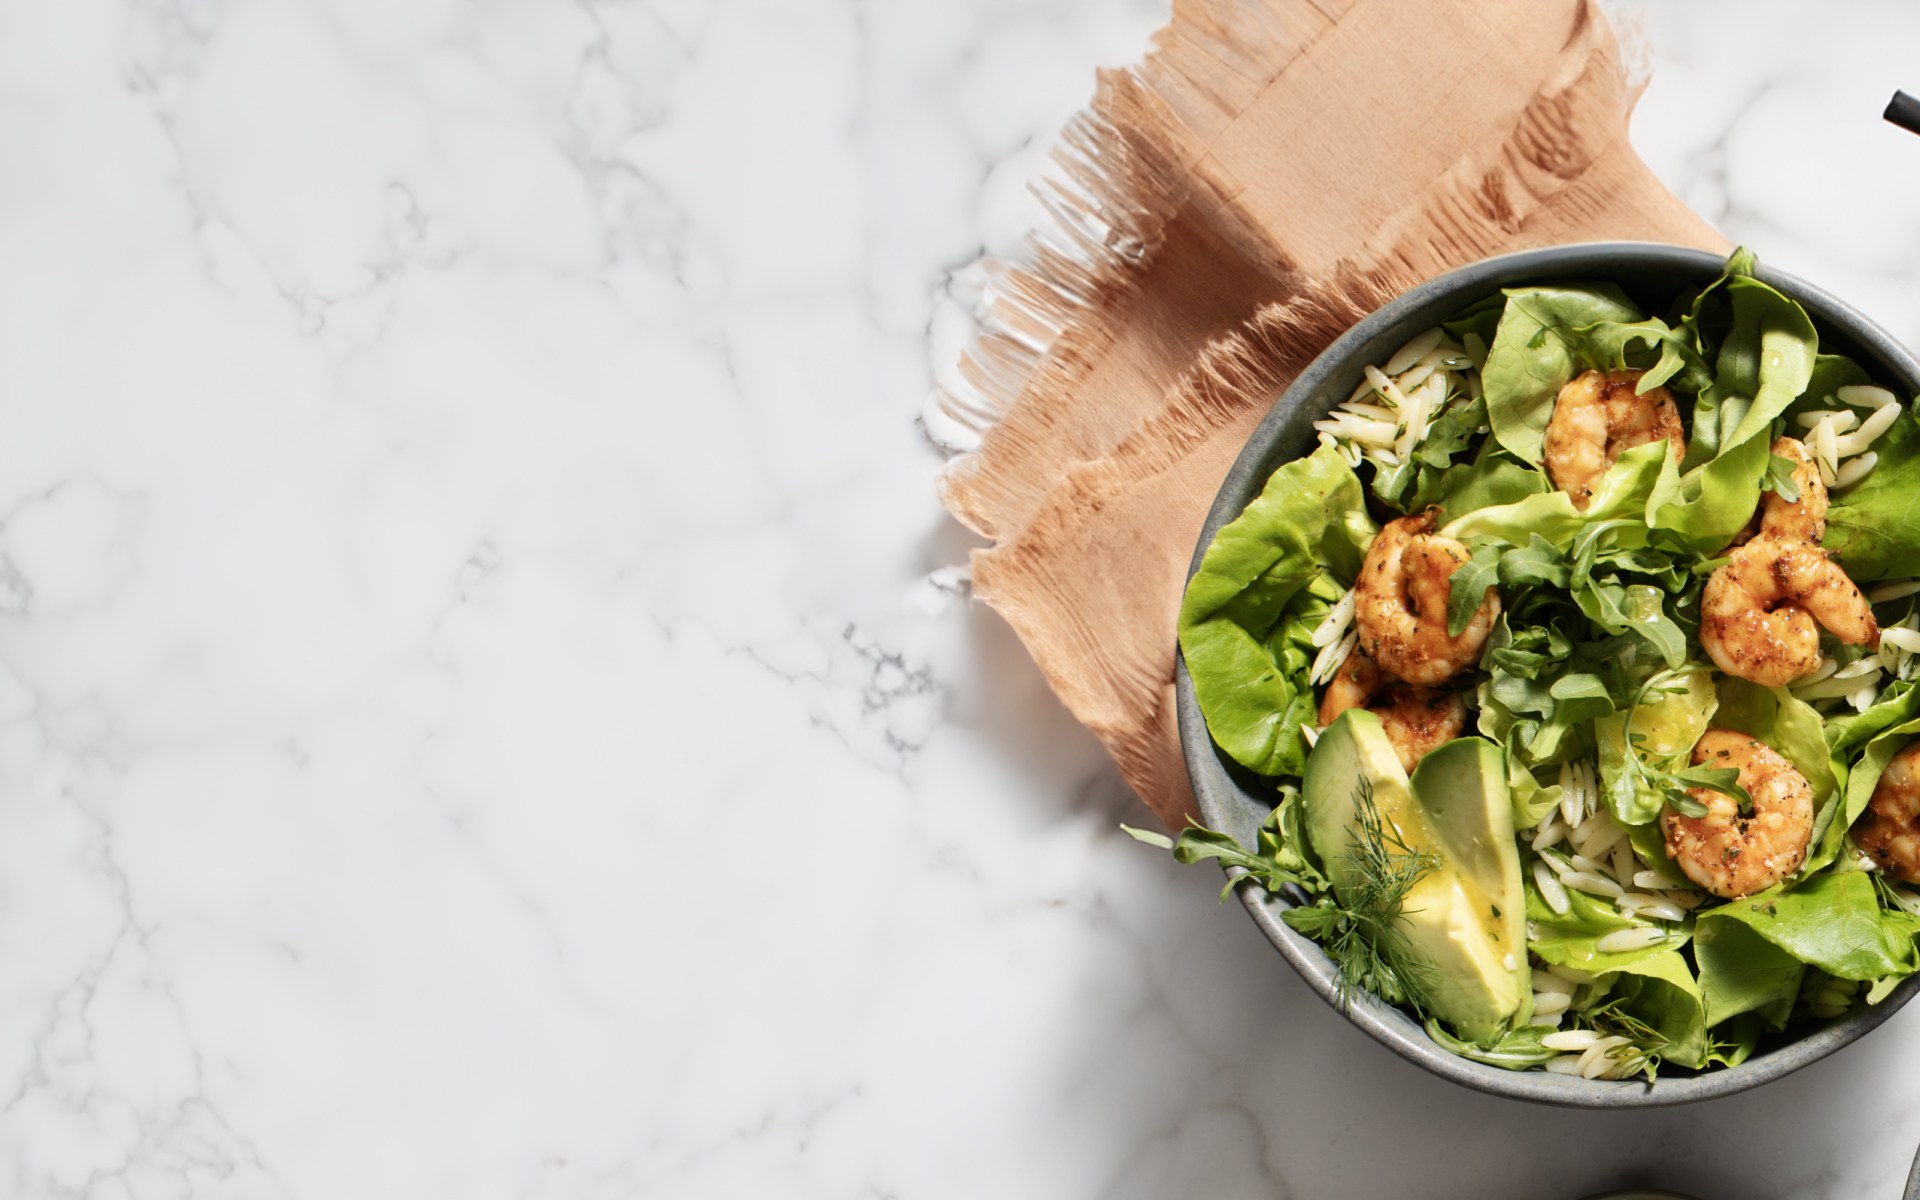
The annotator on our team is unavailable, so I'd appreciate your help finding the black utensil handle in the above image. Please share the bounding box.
[1886,90,1920,136]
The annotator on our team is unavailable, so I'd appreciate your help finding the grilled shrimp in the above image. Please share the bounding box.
[1318,647,1466,774]
[1542,368,1686,511]
[1353,511,1498,686]
[1661,729,1814,899]
[1854,742,1920,884]
[1756,436,1828,543]
[1699,536,1878,686]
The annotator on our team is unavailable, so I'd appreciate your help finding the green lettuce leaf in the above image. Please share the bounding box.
[1566,316,1712,395]
[1782,353,1873,428]
[1825,400,1920,582]
[1440,438,1669,548]
[1524,873,1689,971]
[1696,871,1920,984]
[1598,949,1709,1070]
[1808,714,1920,875]
[1649,267,1820,552]
[1598,669,1719,826]
[1694,916,1804,1030]
[1686,269,1818,466]
[1423,449,1549,522]
[1647,430,1771,555]
[1178,444,1376,777]
[1482,284,1644,464]
[1443,294,1506,351]
[1825,682,1920,757]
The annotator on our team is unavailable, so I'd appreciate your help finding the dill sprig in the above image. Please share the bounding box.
[1282,778,1442,1015]
[1124,779,1442,1016]
[1587,999,1668,1082]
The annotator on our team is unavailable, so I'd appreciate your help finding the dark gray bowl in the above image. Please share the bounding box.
[1177,242,1920,1107]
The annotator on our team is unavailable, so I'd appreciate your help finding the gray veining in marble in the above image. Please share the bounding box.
[3,1,1920,1197]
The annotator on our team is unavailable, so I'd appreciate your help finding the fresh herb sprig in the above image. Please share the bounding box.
[1280,779,1441,1014]
[1126,779,1441,1015]
[1586,999,1670,1082]
[1763,453,1803,502]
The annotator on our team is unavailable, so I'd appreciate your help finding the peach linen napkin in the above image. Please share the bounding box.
[935,0,1730,827]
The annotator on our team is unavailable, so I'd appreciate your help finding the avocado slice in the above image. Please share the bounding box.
[1409,737,1532,1031]
[1301,710,1529,1042]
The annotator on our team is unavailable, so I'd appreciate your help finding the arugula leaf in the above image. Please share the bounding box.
[1446,542,1503,637]
[1499,534,1571,589]
[1125,787,1332,902]
[1659,763,1746,818]
[1423,1020,1559,1070]
[1762,453,1803,502]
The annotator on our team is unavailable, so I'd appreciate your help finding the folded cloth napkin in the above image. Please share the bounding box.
[935,0,1727,827]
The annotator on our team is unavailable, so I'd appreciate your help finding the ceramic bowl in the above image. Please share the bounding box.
[1176,242,1920,1107]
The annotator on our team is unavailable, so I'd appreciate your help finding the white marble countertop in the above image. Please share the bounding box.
[6,1,1920,1196]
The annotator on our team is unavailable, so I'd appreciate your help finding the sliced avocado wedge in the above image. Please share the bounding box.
[1301,708,1416,897]
[1409,737,1532,1032]
[1302,711,1529,1042]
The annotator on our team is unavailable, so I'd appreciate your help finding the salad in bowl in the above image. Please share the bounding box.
[1157,247,1920,1091]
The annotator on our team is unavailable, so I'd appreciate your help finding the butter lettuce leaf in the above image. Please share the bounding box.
[1482,284,1644,464]
[1651,268,1819,552]
[1694,916,1804,1030]
[1178,444,1376,777]
[1696,872,1920,984]
[1808,714,1920,875]
[1826,683,1920,758]
[1440,438,1669,548]
[1599,949,1710,1070]
[1524,872,1689,971]
[1825,400,1920,582]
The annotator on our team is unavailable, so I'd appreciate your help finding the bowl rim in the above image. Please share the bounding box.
[1175,240,1920,1108]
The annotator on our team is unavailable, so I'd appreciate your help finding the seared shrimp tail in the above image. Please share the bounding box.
[1353,512,1498,687]
[1700,537,1878,686]
[1318,648,1466,774]
[1856,741,1920,884]
[1662,729,1814,899]
[1544,369,1686,511]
